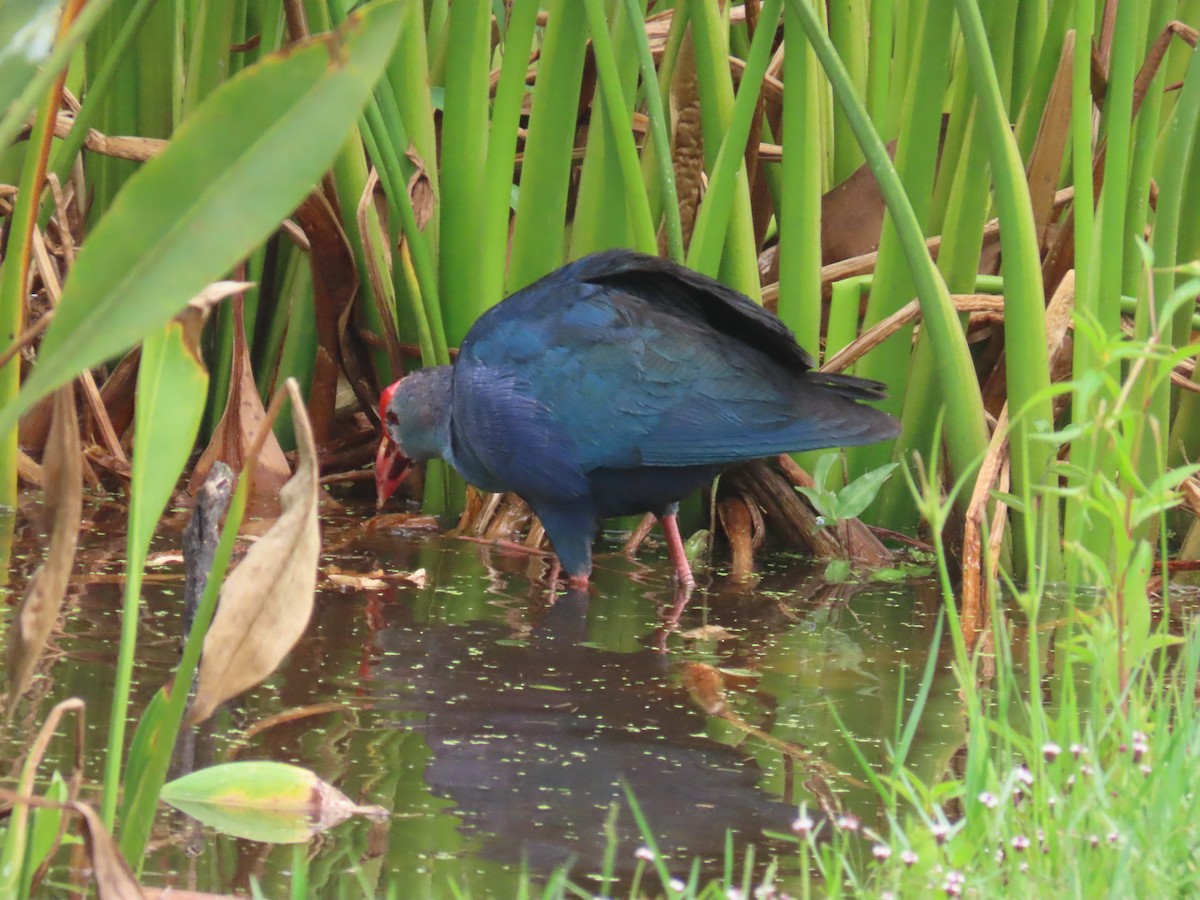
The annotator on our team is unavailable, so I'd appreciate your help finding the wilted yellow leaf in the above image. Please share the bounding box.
[186,380,320,725]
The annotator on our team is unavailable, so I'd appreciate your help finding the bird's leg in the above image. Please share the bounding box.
[659,513,696,590]
[546,557,590,592]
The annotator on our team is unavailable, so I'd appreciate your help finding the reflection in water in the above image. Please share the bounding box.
[366,588,797,878]
[3,514,964,897]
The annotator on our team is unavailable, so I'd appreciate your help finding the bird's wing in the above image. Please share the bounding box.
[459,251,896,473]
[449,357,592,502]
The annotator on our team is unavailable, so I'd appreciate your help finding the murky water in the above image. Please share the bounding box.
[2,501,967,897]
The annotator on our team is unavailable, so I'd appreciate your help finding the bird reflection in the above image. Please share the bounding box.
[364,587,798,881]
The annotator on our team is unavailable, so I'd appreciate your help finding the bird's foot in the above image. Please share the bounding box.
[545,557,591,594]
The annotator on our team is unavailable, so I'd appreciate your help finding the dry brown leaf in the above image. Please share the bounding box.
[405,147,435,231]
[73,801,147,900]
[670,29,705,249]
[682,662,728,716]
[7,386,82,712]
[0,788,146,900]
[293,190,357,445]
[327,572,388,590]
[189,296,291,518]
[186,380,320,726]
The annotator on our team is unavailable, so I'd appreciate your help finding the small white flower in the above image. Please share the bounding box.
[1011,835,1030,851]
[1042,741,1062,762]
[930,822,950,844]
[634,846,656,862]
[978,791,999,809]
[835,813,860,832]
[1014,765,1034,785]
[872,844,892,861]
[669,878,685,892]
[1070,743,1086,759]
[791,814,814,836]
[901,849,919,867]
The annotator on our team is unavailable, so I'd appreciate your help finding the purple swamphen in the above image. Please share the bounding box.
[376,250,899,588]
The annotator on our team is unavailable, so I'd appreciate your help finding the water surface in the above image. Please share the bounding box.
[3,503,965,897]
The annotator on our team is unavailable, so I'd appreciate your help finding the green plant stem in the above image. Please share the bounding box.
[687,0,782,284]
[0,13,70,510]
[479,0,539,308]
[952,0,1060,578]
[777,1,823,353]
[686,0,761,297]
[506,0,589,292]
[1071,0,1142,575]
[581,0,657,254]
[783,0,989,509]
[438,0,492,343]
[865,0,893,131]
[827,0,868,182]
[622,0,684,263]
[849,0,947,483]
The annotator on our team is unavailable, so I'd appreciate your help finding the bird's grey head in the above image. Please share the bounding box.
[376,366,453,507]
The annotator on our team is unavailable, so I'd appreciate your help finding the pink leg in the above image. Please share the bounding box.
[660,513,696,590]
[548,557,590,591]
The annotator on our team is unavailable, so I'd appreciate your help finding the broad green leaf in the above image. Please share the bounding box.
[101,309,216,832]
[796,486,834,521]
[812,452,839,489]
[0,0,58,121]
[116,686,170,859]
[834,463,899,523]
[161,761,384,844]
[0,0,404,439]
